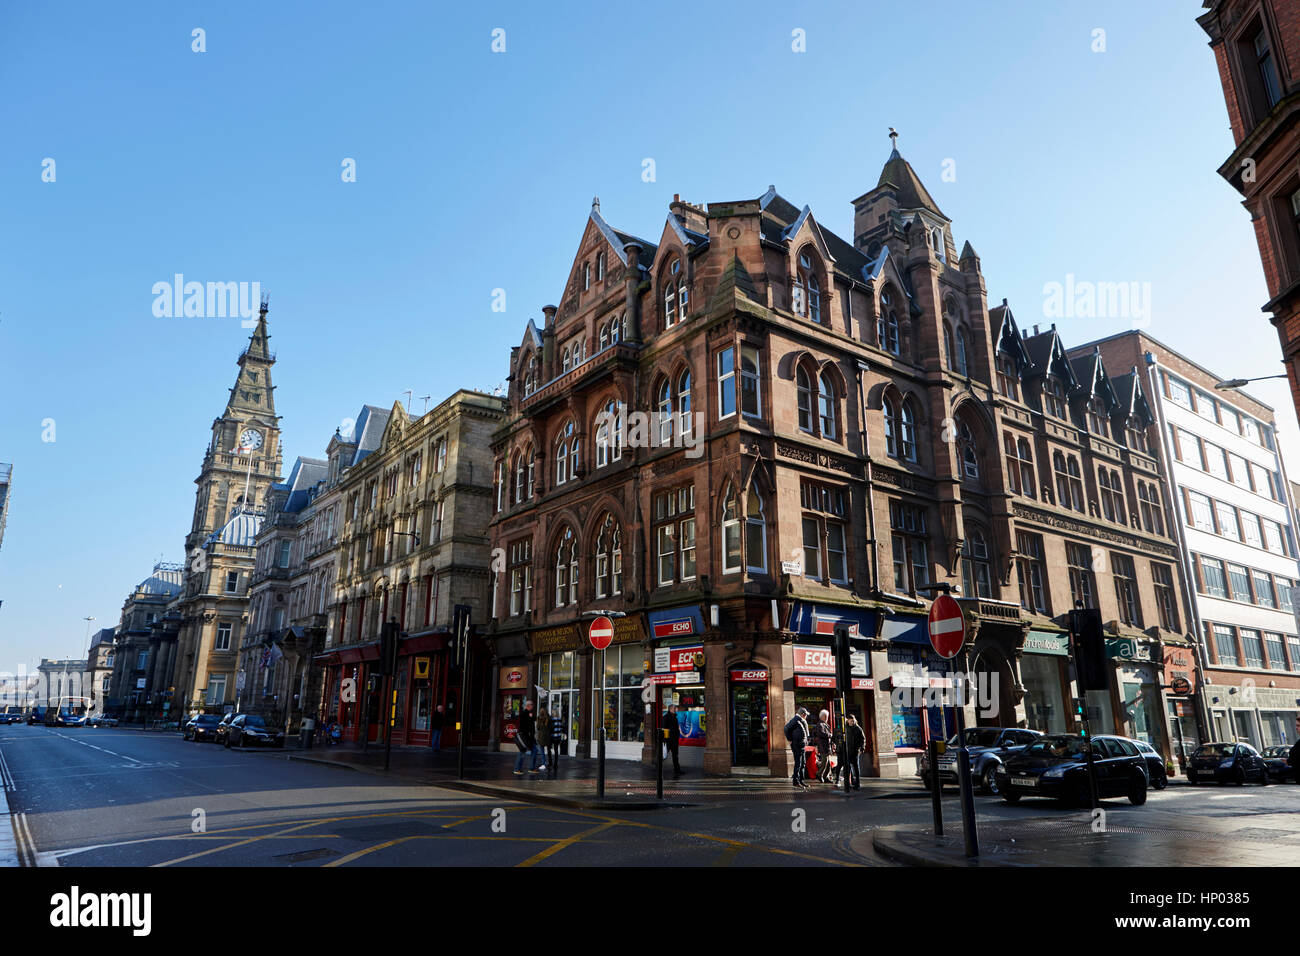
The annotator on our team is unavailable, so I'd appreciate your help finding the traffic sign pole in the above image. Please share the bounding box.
[928,593,977,858]
[587,616,615,799]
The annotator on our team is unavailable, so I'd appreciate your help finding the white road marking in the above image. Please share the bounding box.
[52,732,142,763]
[0,751,21,867]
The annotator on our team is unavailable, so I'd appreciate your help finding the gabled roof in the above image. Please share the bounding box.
[1022,327,1080,388]
[1111,367,1154,426]
[759,187,875,286]
[1068,348,1120,408]
[991,301,1031,368]
[876,147,946,219]
[350,405,391,466]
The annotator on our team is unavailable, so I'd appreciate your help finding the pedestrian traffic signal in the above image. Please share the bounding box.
[1071,608,1107,692]
[379,619,399,676]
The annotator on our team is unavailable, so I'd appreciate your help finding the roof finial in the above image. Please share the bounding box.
[888,127,898,151]
[592,195,600,212]
[259,291,270,315]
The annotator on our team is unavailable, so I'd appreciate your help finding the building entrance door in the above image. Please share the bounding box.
[729,682,768,766]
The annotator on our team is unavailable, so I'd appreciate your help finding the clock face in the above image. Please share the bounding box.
[239,428,264,451]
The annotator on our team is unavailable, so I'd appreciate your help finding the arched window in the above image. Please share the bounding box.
[900,399,918,462]
[884,398,900,458]
[555,421,575,485]
[796,367,814,433]
[807,273,821,324]
[599,323,610,351]
[961,529,992,599]
[594,515,623,599]
[664,258,686,328]
[561,347,571,374]
[677,370,692,440]
[526,445,535,498]
[1043,376,1067,418]
[664,280,676,327]
[931,227,944,259]
[596,251,605,281]
[554,528,578,607]
[959,422,978,479]
[1087,398,1110,438]
[569,424,580,479]
[943,323,955,369]
[721,485,742,574]
[596,400,622,467]
[746,492,768,573]
[657,378,673,445]
[514,451,525,504]
[818,372,836,439]
[878,289,900,355]
[955,327,968,376]
[1016,438,1036,498]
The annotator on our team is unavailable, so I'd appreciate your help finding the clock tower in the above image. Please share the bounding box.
[174,300,287,713]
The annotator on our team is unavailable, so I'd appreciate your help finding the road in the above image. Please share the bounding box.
[3,723,1298,866]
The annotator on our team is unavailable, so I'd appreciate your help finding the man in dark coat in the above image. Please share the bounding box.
[785,707,810,790]
[513,700,545,774]
[661,703,682,775]
[429,704,444,753]
[842,714,866,792]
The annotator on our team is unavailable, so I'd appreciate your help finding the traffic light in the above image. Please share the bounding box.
[833,623,853,692]
[1072,697,1088,736]
[451,604,472,667]
[1071,608,1108,692]
[379,619,399,677]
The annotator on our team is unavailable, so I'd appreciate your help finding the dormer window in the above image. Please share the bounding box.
[795,251,822,324]
[583,262,591,291]
[1126,417,1147,454]
[664,259,687,328]
[930,227,945,261]
[878,289,900,355]
[1086,397,1110,439]
[996,354,1019,400]
[1043,376,1067,418]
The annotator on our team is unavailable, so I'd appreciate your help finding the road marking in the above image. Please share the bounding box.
[52,733,143,763]
[13,813,56,866]
[516,821,619,867]
[711,845,743,866]
[0,751,23,867]
[153,820,326,866]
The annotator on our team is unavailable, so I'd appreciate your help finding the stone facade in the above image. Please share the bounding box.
[106,563,182,722]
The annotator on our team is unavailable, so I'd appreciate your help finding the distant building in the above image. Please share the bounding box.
[87,627,117,715]
[36,659,89,714]
[107,563,183,721]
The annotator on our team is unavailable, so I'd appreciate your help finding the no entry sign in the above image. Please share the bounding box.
[588,615,614,651]
[927,594,966,659]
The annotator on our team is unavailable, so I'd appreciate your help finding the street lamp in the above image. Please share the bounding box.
[1215,373,1288,391]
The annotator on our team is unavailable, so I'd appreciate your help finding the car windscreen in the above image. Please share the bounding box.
[1194,743,1235,758]
[1021,736,1089,759]
[195,716,220,724]
[950,729,1000,748]
[244,715,267,728]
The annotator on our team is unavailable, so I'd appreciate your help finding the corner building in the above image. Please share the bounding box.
[488,144,1191,777]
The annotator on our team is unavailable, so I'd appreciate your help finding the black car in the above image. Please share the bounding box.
[25,707,45,725]
[919,727,1042,794]
[996,734,1150,806]
[0,713,21,725]
[1124,737,1168,790]
[1187,742,1269,786]
[184,714,223,742]
[221,713,285,749]
[1262,746,1297,783]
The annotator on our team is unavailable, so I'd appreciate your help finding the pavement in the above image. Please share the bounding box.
[250,738,933,809]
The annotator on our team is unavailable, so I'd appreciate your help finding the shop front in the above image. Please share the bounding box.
[787,603,879,772]
[1161,642,1200,768]
[498,661,529,748]
[1107,636,1168,757]
[590,614,646,761]
[530,624,584,757]
[1021,629,1070,734]
[728,665,769,768]
[881,612,954,776]
[647,605,707,771]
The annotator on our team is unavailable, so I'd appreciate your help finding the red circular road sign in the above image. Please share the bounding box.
[927,594,966,659]
[588,615,615,651]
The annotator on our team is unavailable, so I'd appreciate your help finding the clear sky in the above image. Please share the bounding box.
[0,0,1286,672]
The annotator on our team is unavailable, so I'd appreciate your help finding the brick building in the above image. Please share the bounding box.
[487,140,1192,779]
[1084,330,1300,755]
[1199,0,1300,417]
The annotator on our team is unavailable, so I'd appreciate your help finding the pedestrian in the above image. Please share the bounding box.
[814,709,833,783]
[661,703,683,775]
[1290,715,1300,784]
[329,720,341,746]
[513,699,546,775]
[831,727,845,786]
[537,705,552,768]
[842,713,866,792]
[546,708,564,774]
[429,704,444,753]
[784,706,811,790]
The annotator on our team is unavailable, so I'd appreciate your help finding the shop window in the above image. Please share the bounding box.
[592,645,647,743]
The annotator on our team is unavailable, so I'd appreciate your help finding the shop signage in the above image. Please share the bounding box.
[652,618,696,639]
[499,666,528,690]
[729,669,768,682]
[781,561,803,576]
[795,675,836,689]
[814,619,859,637]
[531,624,581,655]
[647,673,676,685]
[414,657,430,680]
[1170,677,1191,695]
[1106,637,1155,662]
[1023,630,1070,656]
[1162,644,1197,695]
[675,671,701,684]
[794,645,836,674]
[850,678,875,690]
[655,645,704,672]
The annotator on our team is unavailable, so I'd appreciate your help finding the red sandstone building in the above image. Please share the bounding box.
[487,142,1194,778]
[1199,0,1300,417]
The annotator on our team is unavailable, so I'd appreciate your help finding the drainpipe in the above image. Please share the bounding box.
[856,360,880,594]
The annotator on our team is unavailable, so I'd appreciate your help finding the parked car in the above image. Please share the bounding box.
[0,713,22,725]
[1262,746,1297,783]
[184,714,223,742]
[221,713,285,749]
[918,727,1042,794]
[1123,737,1168,789]
[996,734,1150,806]
[84,715,118,728]
[1186,742,1269,786]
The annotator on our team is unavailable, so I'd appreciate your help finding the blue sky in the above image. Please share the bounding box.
[0,0,1284,671]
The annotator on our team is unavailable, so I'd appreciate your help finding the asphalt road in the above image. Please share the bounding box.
[3,724,1298,867]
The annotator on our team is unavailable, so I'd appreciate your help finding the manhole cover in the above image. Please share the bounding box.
[273,847,339,863]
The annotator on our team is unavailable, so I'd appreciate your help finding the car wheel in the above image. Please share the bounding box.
[1128,773,1148,806]
[1003,789,1021,804]
[1154,767,1167,790]
[1259,766,1269,786]
[982,765,1000,795]
[1235,767,1246,786]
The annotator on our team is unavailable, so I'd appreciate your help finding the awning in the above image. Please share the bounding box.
[646,605,704,640]
[788,603,879,639]
[879,612,930,646]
